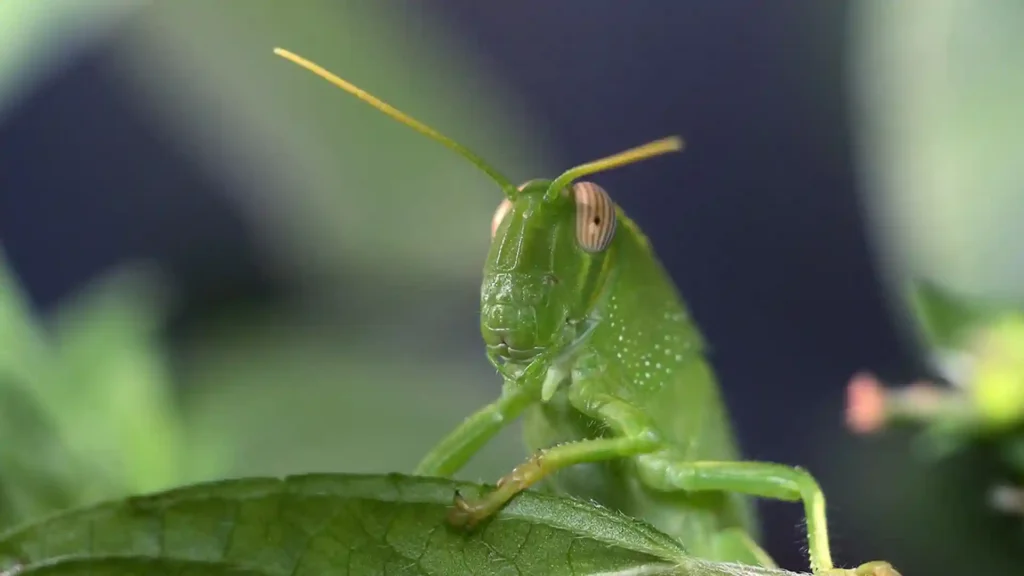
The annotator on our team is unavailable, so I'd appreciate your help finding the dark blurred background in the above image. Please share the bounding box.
[2,1,1023,574]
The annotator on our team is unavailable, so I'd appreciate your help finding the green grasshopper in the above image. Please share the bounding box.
[273,47,899,576]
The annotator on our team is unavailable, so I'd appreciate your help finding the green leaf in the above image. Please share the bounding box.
[0,473,803,576]
[13,557,267,576]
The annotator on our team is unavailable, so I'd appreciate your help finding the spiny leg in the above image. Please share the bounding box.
[448,435,660,528]
[636,458,898,575]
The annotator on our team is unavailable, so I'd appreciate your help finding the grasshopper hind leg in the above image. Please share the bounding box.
[635,456,902,575]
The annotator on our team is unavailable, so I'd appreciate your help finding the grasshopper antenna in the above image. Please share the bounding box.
[273,47,519,199]
[545,136,684,201]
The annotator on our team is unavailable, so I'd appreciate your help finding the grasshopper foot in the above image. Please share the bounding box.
[446,485,514,529]
[446,455,543,529]
[821,561,901,576]
[446,489,481,529]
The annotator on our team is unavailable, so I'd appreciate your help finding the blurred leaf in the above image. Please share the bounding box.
[0,249,213,527]
[0,248,56,393]
[0,473,803,576]
[966,314,1024,431]
[0,248,102,526]
[42,264,223,495]
[906,280,995,350]
[852,1,1024,303]
[0,381,80,529]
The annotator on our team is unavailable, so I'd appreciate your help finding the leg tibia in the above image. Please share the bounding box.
[415,372,544,477]
[414,394,525,477]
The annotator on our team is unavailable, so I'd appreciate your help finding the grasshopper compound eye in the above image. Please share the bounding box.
[572,182,616,252]
[491,199,513,238]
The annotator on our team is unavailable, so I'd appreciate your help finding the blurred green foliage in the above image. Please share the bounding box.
[822,281,1024,574]
[821,4,1024,573]
[0,248,199,528]
[0,0,550,533]
[851,0,1024,305]
[899,281,1024,439]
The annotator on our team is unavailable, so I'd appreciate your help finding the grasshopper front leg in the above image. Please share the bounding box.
[415,358,550,477]
[414,384,535,478]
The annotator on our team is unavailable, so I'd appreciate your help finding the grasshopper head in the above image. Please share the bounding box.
[479,134,684,368]
[481,179,618,364]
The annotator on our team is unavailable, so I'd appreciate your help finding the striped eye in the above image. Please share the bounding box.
[572,181,616,252]
[491,198,513,238]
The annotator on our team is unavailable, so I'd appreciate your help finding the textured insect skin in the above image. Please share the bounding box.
[272,47,901,576]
